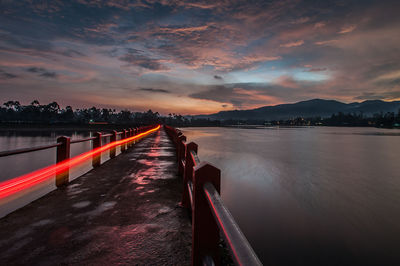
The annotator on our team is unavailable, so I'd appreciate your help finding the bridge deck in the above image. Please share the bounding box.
[0,129,191,265]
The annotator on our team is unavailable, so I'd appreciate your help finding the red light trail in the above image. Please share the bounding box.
[0,125,161,199]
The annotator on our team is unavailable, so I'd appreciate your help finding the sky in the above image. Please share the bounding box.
[0,0,400,115]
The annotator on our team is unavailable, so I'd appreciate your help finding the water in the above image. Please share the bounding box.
[181,126,400,265]
[0,130,120,217]
[1,127,399,264]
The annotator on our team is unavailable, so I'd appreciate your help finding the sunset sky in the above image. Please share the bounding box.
[0,0,399,114]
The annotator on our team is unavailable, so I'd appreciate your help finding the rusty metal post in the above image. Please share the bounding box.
[182,142,198,208]
[110,130,117,159]
[92,132,102,167]
[192,162,221,266]
[121,129,127,152]
[56,136,70,187]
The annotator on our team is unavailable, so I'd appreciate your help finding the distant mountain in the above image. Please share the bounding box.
[194,99,400,121]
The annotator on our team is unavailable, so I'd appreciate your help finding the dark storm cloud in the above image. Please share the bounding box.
[138,88,171,93]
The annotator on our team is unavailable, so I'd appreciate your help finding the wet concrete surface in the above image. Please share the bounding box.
[0,129,191,265]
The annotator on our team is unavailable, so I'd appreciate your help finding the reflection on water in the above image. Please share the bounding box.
[182,126,400,266]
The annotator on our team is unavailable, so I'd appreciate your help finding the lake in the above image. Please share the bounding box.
[181,126,400,265]
[0,126,399,265]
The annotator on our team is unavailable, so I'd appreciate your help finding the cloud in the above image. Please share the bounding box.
[214,75,223,80]
[314,39,339,45]
[314,22,326,29]
[60,49,86,57]
[26,67,58,78]
[291,17,310,24]
[305,68,327,72]
[280,40,304,48]
[137,88,170,93]
[26,67,46,73]
[0,69,17,79]
[189,82,301,109]
[119,49,169,71]
[355,91,400,101]
[40,72,58,78]
[338,25,356,34]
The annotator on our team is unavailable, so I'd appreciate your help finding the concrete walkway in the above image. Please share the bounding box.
[0,129,191,265]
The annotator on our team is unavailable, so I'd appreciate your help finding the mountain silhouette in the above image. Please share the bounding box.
[195,99,400,120]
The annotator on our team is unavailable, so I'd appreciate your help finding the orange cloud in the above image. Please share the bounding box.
[280,40,304,48]
[314,39,339,45]
[338,25,356,34]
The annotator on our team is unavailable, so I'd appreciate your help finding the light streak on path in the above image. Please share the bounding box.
[0,125,161,199]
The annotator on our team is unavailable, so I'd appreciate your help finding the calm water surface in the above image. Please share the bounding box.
[182,126,400,266]
[0,127,399,265]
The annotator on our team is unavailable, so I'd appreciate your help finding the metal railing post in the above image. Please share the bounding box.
[56,136,70,187]
[182,142,197,208]
[92,132,102,167]
[176,131,183,159]
[178,135,186,176]
[134,128,138,144]
[110,130,117,158]
[121,129,127,152]
[128,128,132,148]
[192,162,221,266]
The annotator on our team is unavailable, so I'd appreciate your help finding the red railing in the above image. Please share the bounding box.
[164,125,261,266]
[0,125,160,199]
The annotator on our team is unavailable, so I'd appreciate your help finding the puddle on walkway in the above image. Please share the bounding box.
[31,219,54,227]
[72,201,91,209]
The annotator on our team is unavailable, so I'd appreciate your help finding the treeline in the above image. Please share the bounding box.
[0,100,185,126]
[1,100,400,128]
[221,111,400,128]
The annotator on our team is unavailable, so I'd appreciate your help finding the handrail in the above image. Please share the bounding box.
[187,180,194,210]
[204,182,261,266]
[164,125,261,266]
[190,150,200,165]
[0,125,160,198]
[0,128,144,157]
[0,131,125,158]
[0,142,61,158]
